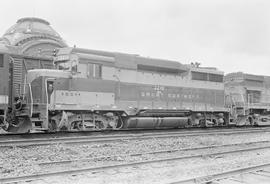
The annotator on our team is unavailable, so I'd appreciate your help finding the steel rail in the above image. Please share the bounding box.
[2,126,269,140]
[171,163,270,184]
[1,128,270,147]
[38,140,270,166]
[1,140,270,183]
[0,127,267,138]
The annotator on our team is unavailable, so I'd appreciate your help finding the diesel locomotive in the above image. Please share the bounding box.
[1,17,270,133]
[18,47,228,132]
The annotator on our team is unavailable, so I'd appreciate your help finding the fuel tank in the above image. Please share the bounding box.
[125,117,189,129]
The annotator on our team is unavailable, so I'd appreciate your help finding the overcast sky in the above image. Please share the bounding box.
[1,0,270,75]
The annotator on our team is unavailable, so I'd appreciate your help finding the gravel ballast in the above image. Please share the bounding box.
[1,131,270,179]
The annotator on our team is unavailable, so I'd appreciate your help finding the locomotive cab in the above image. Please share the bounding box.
[22,69,71,131]
[24,67,123,132]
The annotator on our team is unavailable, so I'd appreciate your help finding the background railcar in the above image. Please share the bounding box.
[0,17,67,132]
[0,51,54,132]
[225,72,270,126]
[0,47,9,127]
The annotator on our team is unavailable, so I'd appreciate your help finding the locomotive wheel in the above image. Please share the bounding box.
[0,116,4,125]
[199,119,206,127]
[94,120,108,130]
[7,116,32,133]
[246,116,254,126]
[48,119,57,132]
[0,117,8,133]
[69,121,84,131]
[235,115,254,126]
[77,121,85,131]
[110,119,123,130]
[111,122,122,130]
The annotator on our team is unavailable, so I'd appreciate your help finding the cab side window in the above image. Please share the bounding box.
[88,63,102,79]
[88,63,94,77]
[94,64,102,78]
[77,63,102,79]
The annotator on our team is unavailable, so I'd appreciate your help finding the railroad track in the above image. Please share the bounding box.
[37,140,270,166]
[1,140,270,183]
[1,126,267,139]
[171,163,270,184]
[1,127,270,147]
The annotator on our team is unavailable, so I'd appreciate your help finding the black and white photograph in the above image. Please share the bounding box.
[1,0,270,183]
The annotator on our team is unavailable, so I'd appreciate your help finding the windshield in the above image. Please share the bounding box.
[56,60,78,72]
[57,61,71,70]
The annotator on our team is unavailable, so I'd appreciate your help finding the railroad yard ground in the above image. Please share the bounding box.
[1,128,270,183]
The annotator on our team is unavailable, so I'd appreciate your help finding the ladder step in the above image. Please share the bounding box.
[31,118,45,122]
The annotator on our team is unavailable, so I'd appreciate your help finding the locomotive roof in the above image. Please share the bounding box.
[225,72,265,82]
[57,47,188,73]
[188,65,224,75]
[224,72,270,90]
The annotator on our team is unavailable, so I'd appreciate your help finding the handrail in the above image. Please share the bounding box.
[44,78,55,128]
[248,103,270,107]
[28,83,33,117]
[22,75,27,100]
[44,78,49,127]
